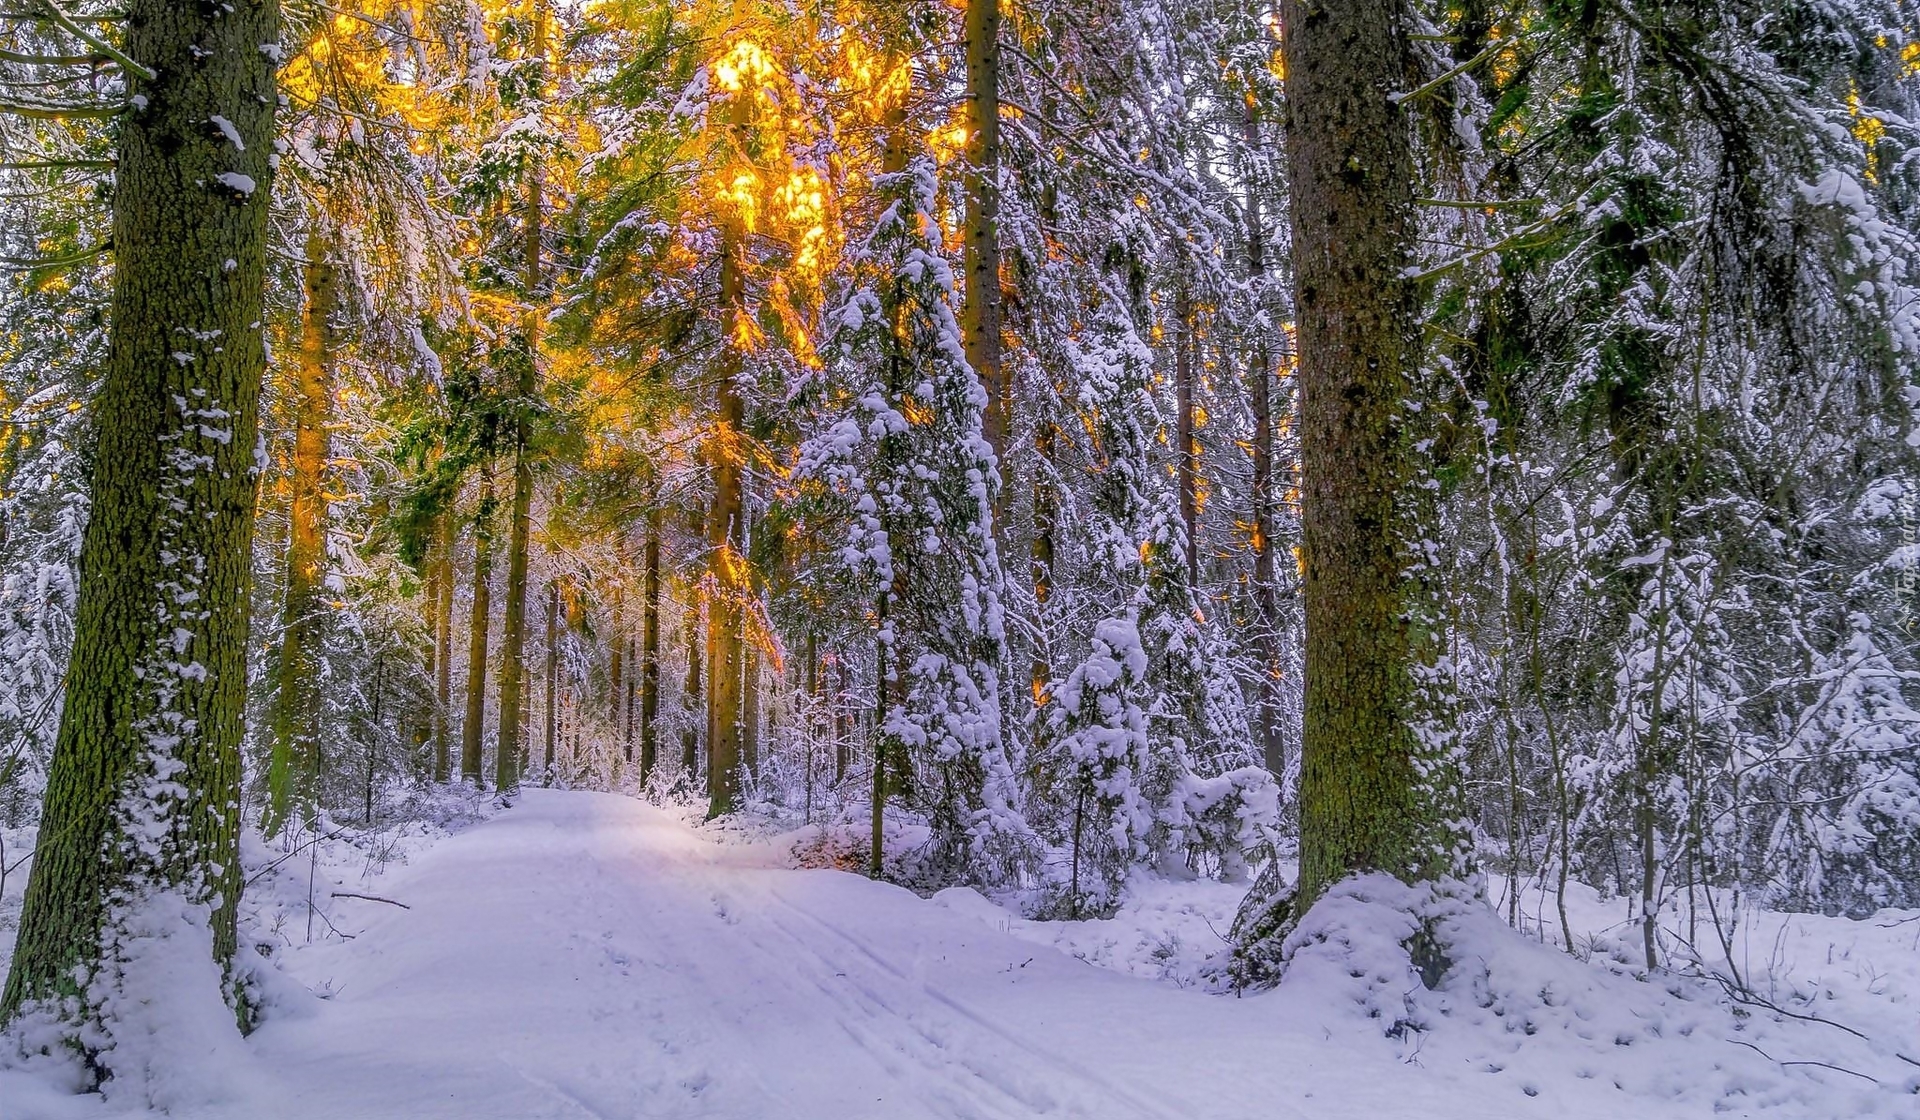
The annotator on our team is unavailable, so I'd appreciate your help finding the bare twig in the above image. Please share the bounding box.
[245,825,350,886]
[330,890,411,909]
[1725,1039,1878,1083]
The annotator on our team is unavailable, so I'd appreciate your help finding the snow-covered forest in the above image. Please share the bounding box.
[2,0,1919,1116]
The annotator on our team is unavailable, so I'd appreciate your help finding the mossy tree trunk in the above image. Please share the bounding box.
[495,2,546,796]
[432,512,454,781]
[463,479,495,788]
[265,222,338,837]
[0,0,281,1036]
[1281,0,1433,908]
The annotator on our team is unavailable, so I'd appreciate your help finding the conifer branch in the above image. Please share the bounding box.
[0,239,110,270]
[0,95,122,119]
[0,157,113,170]
[31,0,151,81]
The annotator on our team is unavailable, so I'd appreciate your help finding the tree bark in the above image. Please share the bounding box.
[1282,0,1430,907]
[741,637,760,781]
[1175,283,1200,590]
[543,579,558,782]
[962,0,1005,458]
[705,88,749,818]
[640,518,661,783]
[494,2,546,796]
[266,221,337,836]
[681,577,702,778]
[610,585,626,759]
[1243,99,1287,779]
[1032,409,1055,718]
[433,512,454,782]
[462,479,495,788]
[0,0,281,1033]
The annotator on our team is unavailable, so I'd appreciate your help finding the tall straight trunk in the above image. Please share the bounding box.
[0,0,281,1033]
[625,633,638,767]
[1282,0,1429,907]
[366,651,384,822]
[610,587,626,759]
[741,639,760,780]
[423,520,441,772]
[1175,284,1200,589]
[682,593,702,777]
[463,479,495,788]
[962,0,1005,457]
[640,519,661,783]
[495,3,546,796]
[832,652,849,783]
[706,410,744,816]
[433,512,454,781]
[266,223,338,836]
[1243,99,1286,778]
[706,85,750,819]
[1031,421,1056,709]
[872,599,889,877]
[543,580,558,781]
[804,630,820,787]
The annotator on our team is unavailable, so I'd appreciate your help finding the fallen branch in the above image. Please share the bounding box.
[1726,1038,1878,1083]
[246,826,351,886]
[331,890,411,910]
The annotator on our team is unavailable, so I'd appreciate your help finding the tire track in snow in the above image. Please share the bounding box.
[753,905,1058,1120]
[754,881,1188,1120]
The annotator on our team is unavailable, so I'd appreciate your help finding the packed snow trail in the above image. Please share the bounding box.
[11,788,1896,1119]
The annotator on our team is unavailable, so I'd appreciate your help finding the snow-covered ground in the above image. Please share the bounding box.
[2,788,1916,1118]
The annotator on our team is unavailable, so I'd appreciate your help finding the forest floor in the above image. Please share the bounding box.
[2,787,1918,1118]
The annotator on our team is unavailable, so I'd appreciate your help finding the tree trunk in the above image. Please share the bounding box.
[640,518,660,783]
[266,221,337,836]
[463,479,495,788]
[494,3,546,796]
[1031,421,1055,709]
[366,650,384,823]
[706,91,749,818]
[962,0,1005,458]
[1175,283,1200,590]
[543,579,558,782]
[610,586,626,759]
[741,637,760,782]
[1243,100,1287,779]
[423,516,442,778]
[682,592,702,779]
[1282,0,1430,907]
[433,512,454,782]
[872,599,889,878]
[625,632,638,768]
[0,0,281,1035]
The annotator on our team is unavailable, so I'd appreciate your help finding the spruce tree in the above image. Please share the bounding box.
[2,0,281,1050]
[1281,0,1444,907]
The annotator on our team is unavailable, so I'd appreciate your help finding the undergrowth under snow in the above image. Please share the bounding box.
[0,788,1914,1118]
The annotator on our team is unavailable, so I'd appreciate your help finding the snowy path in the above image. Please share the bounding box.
[204,789,1686,1120]
[24,789,1830,1119]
